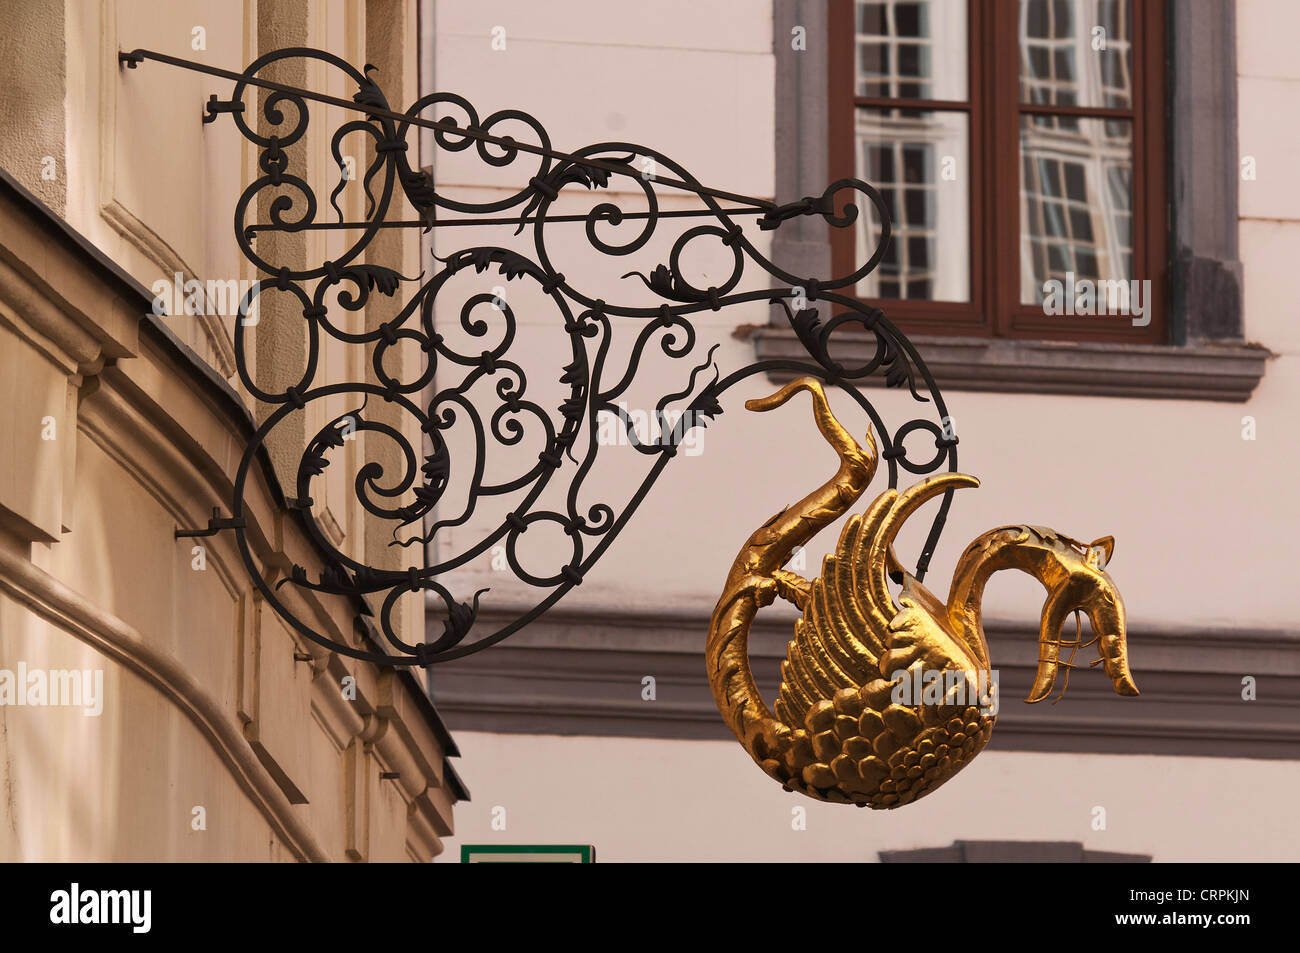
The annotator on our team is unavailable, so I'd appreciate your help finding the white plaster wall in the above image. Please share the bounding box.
[427,0,1299,632]
[444,731,1300,862]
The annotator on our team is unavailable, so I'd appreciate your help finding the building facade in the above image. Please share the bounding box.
[425,0,1300,863]
[0,0,1296,863]
[0,0,464,861]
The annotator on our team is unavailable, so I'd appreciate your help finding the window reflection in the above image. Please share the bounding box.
[1020,116,1133,304]
[1020,0,1132,110]
[856,0,967,100]
[856,110,970,301]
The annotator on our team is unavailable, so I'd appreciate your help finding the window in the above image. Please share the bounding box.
[879,840,1152,862]
[828,0,1167,342]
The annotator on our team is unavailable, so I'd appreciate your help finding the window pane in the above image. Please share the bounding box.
[1019,0,1132,109]
[1019,115,1133,305]
[855,109,970,302]
[856,0,968,100]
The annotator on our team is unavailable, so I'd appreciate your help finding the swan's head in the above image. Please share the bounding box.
[1023,531,1138,703]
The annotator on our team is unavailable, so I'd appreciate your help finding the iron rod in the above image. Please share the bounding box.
[245,204,770,234]
[121,48,778,212]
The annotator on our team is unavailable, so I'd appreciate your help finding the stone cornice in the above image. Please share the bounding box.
[748,330,1273,402]
[0,165,467,857]
[429,601,1300,760]
[0,169,140,365]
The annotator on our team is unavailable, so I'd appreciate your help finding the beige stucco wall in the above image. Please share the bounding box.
[0,207,457,859]
[0,184,458,859]
[428,0,1300,860]
[0,0,455,860]
[0,0,66,215]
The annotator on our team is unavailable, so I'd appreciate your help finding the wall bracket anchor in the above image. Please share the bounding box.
[175,507,248,539]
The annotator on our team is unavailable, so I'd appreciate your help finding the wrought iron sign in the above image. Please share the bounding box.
[121,47,1138,809]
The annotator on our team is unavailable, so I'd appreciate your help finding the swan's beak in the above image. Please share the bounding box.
[1088,586,1139,698]
[1026,573,1138,703]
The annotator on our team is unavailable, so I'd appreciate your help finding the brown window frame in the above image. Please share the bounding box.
[827,0,1168,344]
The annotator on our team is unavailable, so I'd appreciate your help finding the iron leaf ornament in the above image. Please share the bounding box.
[127,48,984,677]
[119,47,963,668]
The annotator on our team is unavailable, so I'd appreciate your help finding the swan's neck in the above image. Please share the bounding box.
[946,528,1069,635]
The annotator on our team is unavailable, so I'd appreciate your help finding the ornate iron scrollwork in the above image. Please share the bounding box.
[122,47,960,667]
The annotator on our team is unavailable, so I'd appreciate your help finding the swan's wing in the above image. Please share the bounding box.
[774,474,979,729]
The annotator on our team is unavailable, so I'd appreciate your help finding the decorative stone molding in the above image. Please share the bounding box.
[0,170,465,861]
[772,0,831,281]
[747,329,1273,402]
[0,543,331,862]
[96,0,238,377]
[1168,0,1243,345]
[99,200,239,377]
[429,601,1300,761]
[0,173,139,545]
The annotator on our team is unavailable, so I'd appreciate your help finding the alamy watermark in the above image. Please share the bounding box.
[596,404,705,456]
[889,666,999,717]
[1041,272,1151,327]
[0,662,104,716]
[151,271,259,324]
[50,883,150,933]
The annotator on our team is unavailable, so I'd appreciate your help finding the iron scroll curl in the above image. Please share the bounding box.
[124,46,960,666]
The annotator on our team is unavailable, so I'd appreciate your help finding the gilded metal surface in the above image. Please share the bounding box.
[707,377,1139,808]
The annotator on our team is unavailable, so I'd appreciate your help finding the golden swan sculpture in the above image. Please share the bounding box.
[706,377,1139,808]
